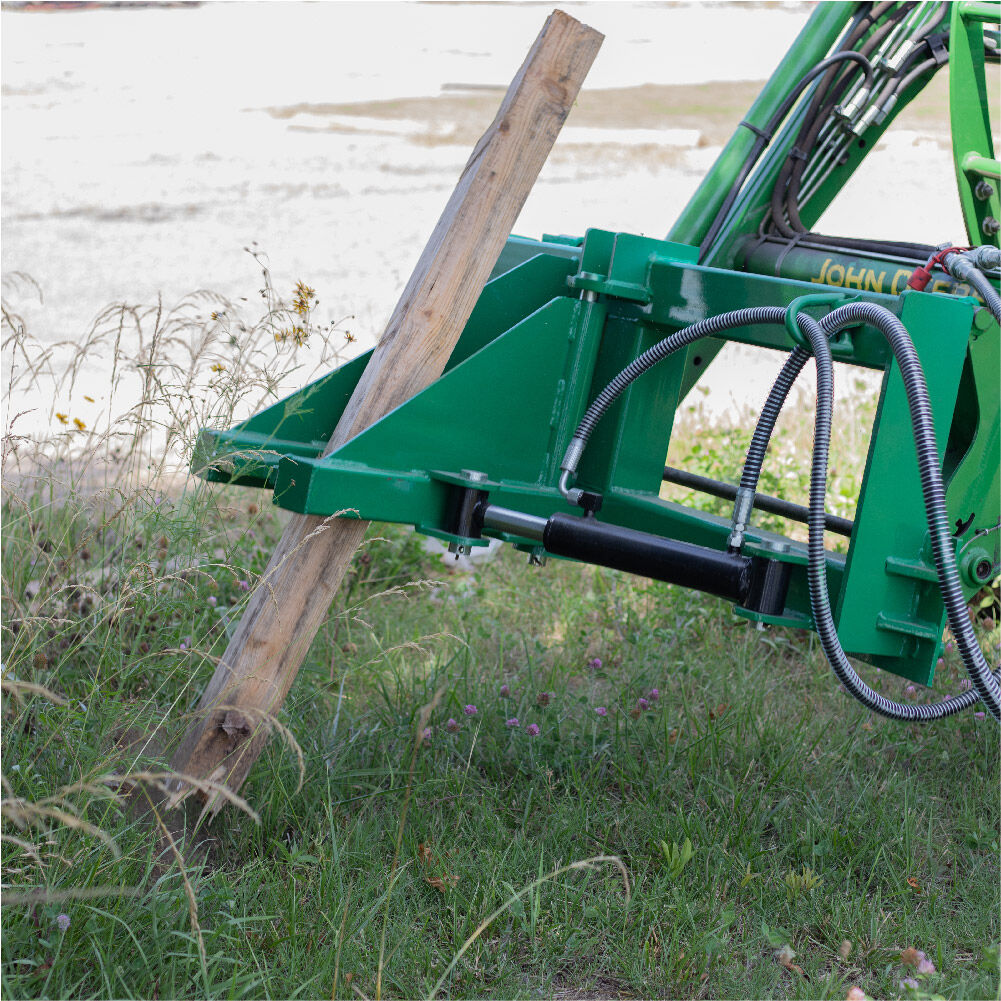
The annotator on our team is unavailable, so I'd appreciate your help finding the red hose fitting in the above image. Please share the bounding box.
[907,246,972,291]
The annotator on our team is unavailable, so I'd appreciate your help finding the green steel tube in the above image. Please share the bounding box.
[667,2,855,251]
[957,1,1001,25]
[962,151,1001,179]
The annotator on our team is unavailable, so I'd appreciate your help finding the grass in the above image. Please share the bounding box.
[1,271,999,1001]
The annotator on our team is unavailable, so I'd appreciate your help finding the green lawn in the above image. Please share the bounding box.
[2,476,998,1000]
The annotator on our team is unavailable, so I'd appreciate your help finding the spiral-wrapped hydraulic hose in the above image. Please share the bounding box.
[559,306,789,503]
[738,345,811,494]
[559,301,999,721]
[943,251,1001,325]
[809,303,1000,720]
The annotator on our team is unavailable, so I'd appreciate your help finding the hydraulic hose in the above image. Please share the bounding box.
[698,51,876,259]
[559,300,998,720]
[559,307,789,500]
[738,345,810,494]
[739,306,999,718]
[804,304,1001,720]
[944,252,1001,325]
[771,1,903,236]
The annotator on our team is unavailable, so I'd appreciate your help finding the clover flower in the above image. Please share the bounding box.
[637,697,650,711]
[463,704,478,716]
[56,914,70,932]
[594,706,608,717]
[445,718,460,733]
[499,683,511,697]
[505,718,519,728]
[648,688,660,702]
[526,723,540,737]
[587,657,602,671]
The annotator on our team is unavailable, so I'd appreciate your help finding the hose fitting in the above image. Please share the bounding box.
[968,245,1001,272]
[943,251,1001,324]
[727,485,756,552]
[835,86,870,123]
[558,437,587,504]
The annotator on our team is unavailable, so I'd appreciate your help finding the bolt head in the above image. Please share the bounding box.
[974,180,995,201]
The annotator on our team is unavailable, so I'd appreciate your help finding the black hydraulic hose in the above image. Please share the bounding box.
[566,307,789,450]
[739,345,811,494]
[893,54,945,98]
[868,29,945,112]
[698,51,876,260]
[771,1,904,236]
[780,2,923,234]
[559,299,998,719]
[739,317,998,718]
[786,233,934,258]
[957,266,1001,325]
[784,3,944,233]
[806,305,1001,720]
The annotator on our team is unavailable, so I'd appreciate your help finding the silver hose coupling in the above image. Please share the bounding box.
[969,245,1001,272]
[852,105,879,136]
[727,485,756,551]
[874,93,898,125]
[558,436,587,505]
[835,86,870,123]
[883,38,917,73]
[943,251,976,283]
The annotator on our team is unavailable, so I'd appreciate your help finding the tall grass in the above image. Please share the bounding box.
[2,267,998,1000]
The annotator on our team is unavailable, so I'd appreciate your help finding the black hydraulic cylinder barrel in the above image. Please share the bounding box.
[543,513,752,603]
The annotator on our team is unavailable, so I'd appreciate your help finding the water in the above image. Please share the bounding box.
[2,2,964,439]
[1,3,809,334]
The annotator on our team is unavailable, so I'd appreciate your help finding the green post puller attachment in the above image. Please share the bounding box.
[195,1,1001,722]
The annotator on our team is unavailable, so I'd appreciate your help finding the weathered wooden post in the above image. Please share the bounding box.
[170,10,603,815]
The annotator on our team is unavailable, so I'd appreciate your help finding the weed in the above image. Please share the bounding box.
[782,864,823,901]
[657,836,695,881]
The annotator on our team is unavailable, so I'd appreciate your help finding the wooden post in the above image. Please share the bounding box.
[170,10,603,815]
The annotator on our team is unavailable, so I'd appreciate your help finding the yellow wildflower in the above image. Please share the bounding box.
[73,418,86,430]
[210,363,225,373]
[56,413,69,424]
[292,281,316,317]
[84,395,95,403]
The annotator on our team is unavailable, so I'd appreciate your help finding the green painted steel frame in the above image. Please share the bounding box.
[951,1,1001,244]
[196,226,989,687]
[195,2,1000,691]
